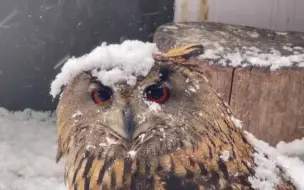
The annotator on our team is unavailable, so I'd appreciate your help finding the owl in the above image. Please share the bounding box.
[55,43,294,190]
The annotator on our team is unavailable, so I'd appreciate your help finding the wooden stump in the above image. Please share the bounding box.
[153,22,304,145]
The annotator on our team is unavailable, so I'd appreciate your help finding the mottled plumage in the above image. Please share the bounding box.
[56,45,294,190]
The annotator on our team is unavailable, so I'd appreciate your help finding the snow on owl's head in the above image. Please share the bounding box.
[52,41,251,190]
[53,41,212,154]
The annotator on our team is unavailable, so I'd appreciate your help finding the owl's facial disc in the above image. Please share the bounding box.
[85,66,172,142]
[57,64,208,156]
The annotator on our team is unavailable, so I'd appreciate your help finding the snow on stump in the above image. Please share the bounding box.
[154,22,304,145]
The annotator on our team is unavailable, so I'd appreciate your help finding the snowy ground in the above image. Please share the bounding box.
[0,108,64,190]
[0,107,303,190]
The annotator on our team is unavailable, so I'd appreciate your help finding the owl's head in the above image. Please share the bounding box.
[53,41,224,161]
[52,41,251,190]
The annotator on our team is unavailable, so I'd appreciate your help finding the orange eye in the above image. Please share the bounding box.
[91,86,113,105]
[145,84,170,104]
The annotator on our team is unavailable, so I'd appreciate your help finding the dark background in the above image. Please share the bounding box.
[0,0,174,111]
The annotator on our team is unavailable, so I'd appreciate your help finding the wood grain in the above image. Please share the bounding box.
[153,22,304,145]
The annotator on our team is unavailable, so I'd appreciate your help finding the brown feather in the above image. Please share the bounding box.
[55,45,295,190]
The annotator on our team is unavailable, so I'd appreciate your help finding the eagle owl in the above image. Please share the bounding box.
[54,43,293,190]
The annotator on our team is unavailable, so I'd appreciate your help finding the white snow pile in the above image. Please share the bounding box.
[198,42,304,71]
[50,40,159,98]
[276,137,304,158]
[230,115,243,129]
[0,108,64,190]
[245,132,304,190]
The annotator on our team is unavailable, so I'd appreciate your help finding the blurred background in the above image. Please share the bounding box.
[0,0,174,111]
[1,0,304,111]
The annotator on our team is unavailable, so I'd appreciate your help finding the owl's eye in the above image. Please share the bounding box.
[145,84,170,104]
[91,86,113,105]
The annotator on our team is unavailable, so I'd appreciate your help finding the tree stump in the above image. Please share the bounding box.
[153,22,304,145]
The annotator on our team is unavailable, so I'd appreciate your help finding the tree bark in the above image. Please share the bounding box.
[153,22,304,145]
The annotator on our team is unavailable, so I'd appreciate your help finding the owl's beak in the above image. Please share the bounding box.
[123,104,134,142]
